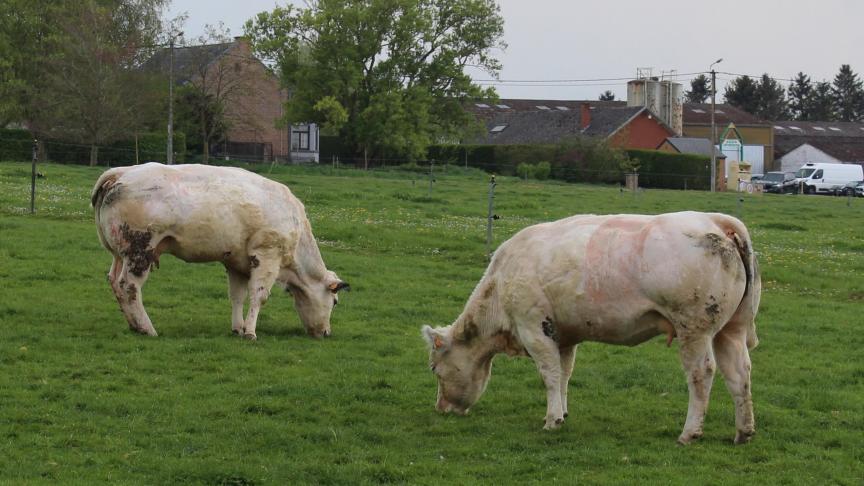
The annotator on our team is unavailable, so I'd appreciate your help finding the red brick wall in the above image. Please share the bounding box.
[206,39,289,158]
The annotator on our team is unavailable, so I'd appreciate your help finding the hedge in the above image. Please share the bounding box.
[0,129,186,166]
[625,149,711,190]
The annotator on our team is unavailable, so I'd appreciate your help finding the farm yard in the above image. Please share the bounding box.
[0,161,862,484]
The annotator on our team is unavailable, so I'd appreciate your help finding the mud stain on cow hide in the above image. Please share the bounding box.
[119,223,154,277]
[542,316,558,342]
[697,233,736,270]
[249,255,260,269]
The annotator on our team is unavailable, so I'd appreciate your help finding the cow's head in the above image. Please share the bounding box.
[289,270,349,338]
[421,324,494,415]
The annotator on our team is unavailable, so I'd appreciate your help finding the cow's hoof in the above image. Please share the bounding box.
[543,417,564,430]
[242,333,257,341]
[677,431,703,445]
[734,430,755,445]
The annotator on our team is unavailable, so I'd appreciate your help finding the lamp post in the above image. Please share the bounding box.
[709,58,723,192]
[167,31,183,165]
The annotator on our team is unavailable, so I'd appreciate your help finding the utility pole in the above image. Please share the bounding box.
[167,32,182,165]
[709,58,723,192]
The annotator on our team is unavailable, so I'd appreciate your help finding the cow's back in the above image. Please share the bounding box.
[94,163,304,264]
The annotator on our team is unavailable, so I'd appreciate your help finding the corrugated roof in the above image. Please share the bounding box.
[771,120,864,138]
[682,103,768,126]
[663,137,726,158]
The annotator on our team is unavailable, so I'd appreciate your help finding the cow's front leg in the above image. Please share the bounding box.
[520,324,565,430]
[226,268,249,336]
[678,333,717,444]
[559,345,577,418]
[242,251,280,340]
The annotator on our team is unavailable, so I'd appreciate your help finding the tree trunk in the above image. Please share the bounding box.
[203,140,210,164]
[89,144,99,166]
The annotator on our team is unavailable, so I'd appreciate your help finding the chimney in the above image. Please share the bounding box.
[580,103,591,129]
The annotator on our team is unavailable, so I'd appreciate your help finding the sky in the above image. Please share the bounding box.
[167,0,862,102]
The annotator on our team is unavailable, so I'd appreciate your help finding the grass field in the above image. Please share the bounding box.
[0,161,862,484]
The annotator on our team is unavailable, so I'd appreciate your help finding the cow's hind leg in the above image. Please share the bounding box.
[560,345,577,418]
[227,268,249,336]
[714,326,755,444]
[241,250,280,340]
[677,333,716,444]
[117,258,157,336]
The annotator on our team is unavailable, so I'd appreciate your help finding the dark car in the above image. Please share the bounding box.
[841,180,864,197]
[759,171,798,194]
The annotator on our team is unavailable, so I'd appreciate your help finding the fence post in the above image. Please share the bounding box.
[428,160,435,198]
[737,196,744,219]
[486,175,497,259]
[30,139,37,214]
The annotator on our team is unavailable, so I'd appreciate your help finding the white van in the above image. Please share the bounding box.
[795,162,864,194]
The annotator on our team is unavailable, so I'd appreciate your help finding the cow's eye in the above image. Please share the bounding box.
[430,363,437,373]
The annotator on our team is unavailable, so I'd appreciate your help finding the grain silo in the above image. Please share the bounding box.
[626,70,683,136]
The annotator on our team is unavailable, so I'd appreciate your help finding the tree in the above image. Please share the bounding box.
[724,75,759,115]
[809,81,835,121]
[685,74,710,103]
[754,74,789,120]
[831,64,864,122]
[41,0,166,165]
[168,25,264,163]
[787,72,813,121]
[598,90,615,101]
[245,0,505,161]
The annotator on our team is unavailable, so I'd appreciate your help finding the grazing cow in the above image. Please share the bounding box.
[91,163,349,339]
[421,211,760,445]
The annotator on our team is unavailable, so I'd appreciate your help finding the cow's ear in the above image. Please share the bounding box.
[421,325,448,351]
[328,281,350,293]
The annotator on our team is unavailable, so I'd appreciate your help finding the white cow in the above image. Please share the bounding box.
[422,211,760,445]
[91,163,349,339]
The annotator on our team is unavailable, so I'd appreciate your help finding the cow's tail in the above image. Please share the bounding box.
[714,214,761,349]
[91,167,126,251]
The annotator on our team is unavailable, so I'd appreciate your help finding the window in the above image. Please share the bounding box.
[691,109,706,113]
[774,125,786,130]
[556,106,570,111]
[813,127,826,131]
[715,110,725,114]
[813,169,823,179]
[829,127,841,131]
[496,104,510,109]
[490,125,507,133]
[292,125,311,151]
[475,103,490,108]
[789,126,803,130]
[536,105,550,110]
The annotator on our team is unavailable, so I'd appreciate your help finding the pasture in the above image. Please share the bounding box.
[0,161,862,484]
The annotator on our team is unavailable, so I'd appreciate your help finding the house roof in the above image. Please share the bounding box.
[780,139,864,163]
[682,103,768,126]
[771,120,864,138]
[474,105,670,145]
[467,99,625,119]
[662,137,726,158]
[142,41,237,84]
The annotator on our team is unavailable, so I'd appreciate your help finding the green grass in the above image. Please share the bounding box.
[1,162,862,484]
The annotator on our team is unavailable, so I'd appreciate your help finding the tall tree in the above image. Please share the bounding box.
[787,72,813,121]
[809,81,835,121]
[245,0,505,160]
[168,25,263,163]
[598,90,615,101]
[724,75,759,115]
[831,64,864,122]
[41,0,167,165]
[685,74,710,103]
[754,74,789,120]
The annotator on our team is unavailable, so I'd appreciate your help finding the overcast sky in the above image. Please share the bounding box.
[167,0,862,101]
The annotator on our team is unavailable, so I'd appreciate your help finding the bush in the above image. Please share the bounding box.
[534,161,551,180]
[625,149,710,190]
[0,128,33,161]
[40,132,187,166]
[517,162,534,180]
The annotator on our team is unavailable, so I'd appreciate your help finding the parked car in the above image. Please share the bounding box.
[841,180,864,197]
[795,162,864,195]
[758,171,798,194]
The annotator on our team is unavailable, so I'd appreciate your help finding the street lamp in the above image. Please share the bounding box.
[709,58,723,192]
[167,30,184,165]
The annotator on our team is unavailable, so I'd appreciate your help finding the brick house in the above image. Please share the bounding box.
[145,37,319,162]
